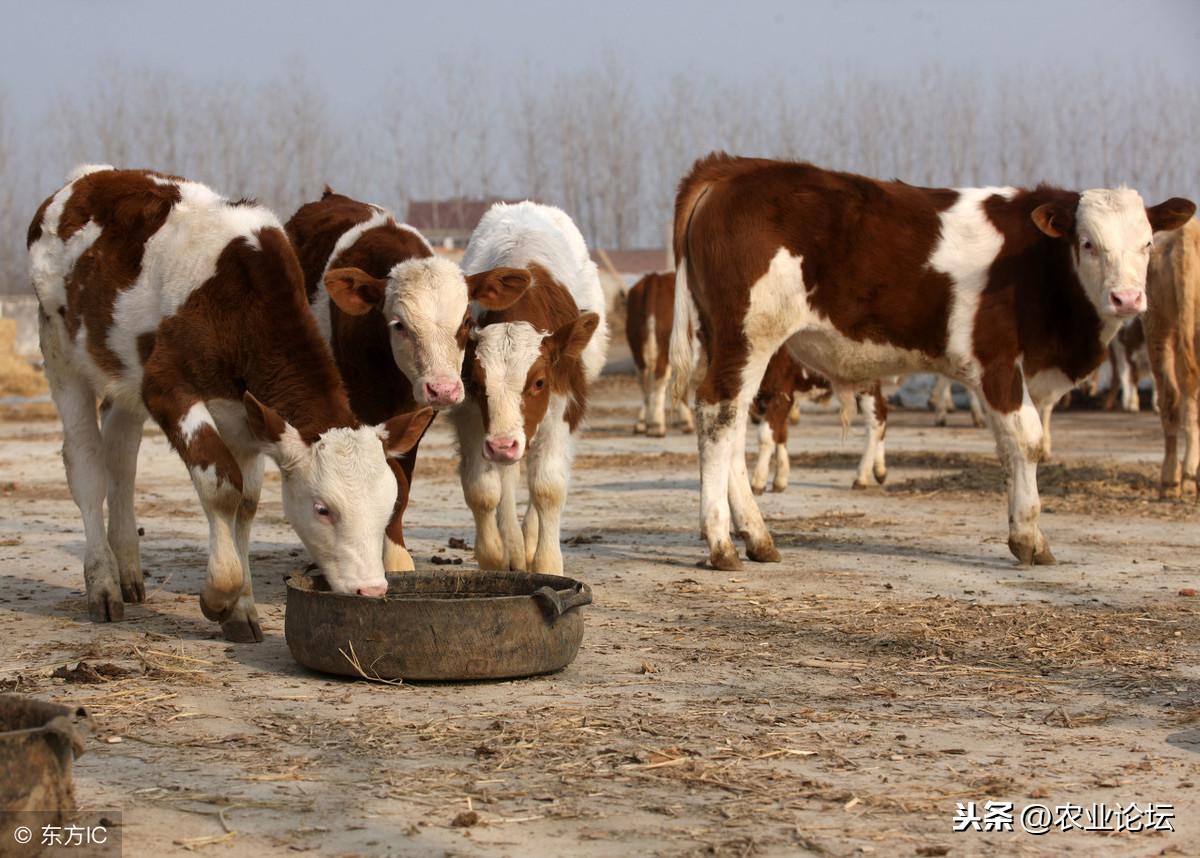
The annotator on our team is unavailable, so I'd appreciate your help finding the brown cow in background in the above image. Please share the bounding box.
[1144,218,1200,498]
[626,271,694,435]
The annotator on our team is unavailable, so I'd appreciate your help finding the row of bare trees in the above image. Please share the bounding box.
[1,59,1197,292]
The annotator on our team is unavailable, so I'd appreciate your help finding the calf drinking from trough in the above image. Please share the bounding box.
[29,167,430,641]
[669,153,1194,570]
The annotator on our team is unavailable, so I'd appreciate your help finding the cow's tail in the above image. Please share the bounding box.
[668,178,712,405]
[1176,222,1200,385]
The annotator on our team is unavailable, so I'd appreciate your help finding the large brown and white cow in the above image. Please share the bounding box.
[669,153,1194,571]
[28,166,431,641]
[749,347,887,495]
[285,189,513,571]
[454,202,608,573]
[625,271,695,435]
[1144,218,1200,497]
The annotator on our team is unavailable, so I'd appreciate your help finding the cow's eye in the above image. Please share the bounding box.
[1081,239,1094,252]
[532,378,545,391]
[314,502,334,522]
[388,319,405,334]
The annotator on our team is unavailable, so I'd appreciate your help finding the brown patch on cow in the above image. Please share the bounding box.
[978,187,1101,410]
[285,192,433,426]
[39,170,186,375]
[675,153,958,405]
[625,271,675,378]
[26,195,52,248]
[136,332,156,365]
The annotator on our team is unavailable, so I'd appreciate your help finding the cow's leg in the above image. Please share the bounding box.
[677,397,695,433]
[384,458,415,573]
[647,367,671,437]
[1184,384,1200,496]
[634,366,649,434]
[695,395,742,570]
[932,375,953,426]
[986,379,1054,566]
[967,388,987,428]
[1114,344,1139,412]
[45,359,123,622]
[770,414,790,493]
[454,407,506,569]
[788,399,801,425]
[526,415,570,574]
[1038,401,1055,463]
[751,418,774,495]
[728,388,779,562]
[497,461,524,571]
[523,499,539,568]
[222,451,264,643]
[101,403,146,604]
[853,385,888,488]
[1147,325,1181,497]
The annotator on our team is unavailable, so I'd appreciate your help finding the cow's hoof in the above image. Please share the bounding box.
[1034,545,1057,565]
[772,482,787,494]
[120,572,146,604]
[709,543,742,571]
[87,588,125,623]
[680,424,695,434]
[874,466,888,485]
[1159,482,1181,500]
[751,484,765,496]
[221,614,263,644]
[746,541,781,564]
[634,423,646,434]
[647,424,667,438]
[851,479,868,490]
[934,417,947,427]
[1008,536,1054,566]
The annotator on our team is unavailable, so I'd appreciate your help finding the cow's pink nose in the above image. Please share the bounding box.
[356,583,388,598]
[423,380,464,407]
[485,436,522,462]
[1109,289,1144,315]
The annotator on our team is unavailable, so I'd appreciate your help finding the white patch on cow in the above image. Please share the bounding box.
[474,321,546,447]
[1074,188,1154,335]
[462,201,608,382]
[384,256,469,403]
[931,187,1015,383]
[179,401,218,445]
[1025,366,1074,409]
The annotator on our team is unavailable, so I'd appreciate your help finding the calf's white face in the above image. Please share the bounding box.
[245,395,433,596]
[325,258,470,408]
[1033,190,1195,320]
[472,322,547,463]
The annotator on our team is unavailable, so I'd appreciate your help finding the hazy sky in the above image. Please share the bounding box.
[3,0,1197,122]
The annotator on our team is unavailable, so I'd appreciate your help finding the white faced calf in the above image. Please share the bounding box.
[453,202,608,573]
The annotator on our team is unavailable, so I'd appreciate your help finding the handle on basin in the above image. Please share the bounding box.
[532,582,593,618]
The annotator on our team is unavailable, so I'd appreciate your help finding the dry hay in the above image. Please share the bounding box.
[892,453,1195,519]
[0,319,48,398]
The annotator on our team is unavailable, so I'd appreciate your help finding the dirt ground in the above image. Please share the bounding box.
[2,374,1199,857]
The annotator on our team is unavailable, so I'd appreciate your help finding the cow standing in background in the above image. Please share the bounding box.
[1144,218,1200,498]
[1109,318,1151,413]
[28,167,431,641]
[286,189,508,570]
[456,202,608,573]
[626,271,695,435]
[669,153,1194,571]
[750,347,887,494]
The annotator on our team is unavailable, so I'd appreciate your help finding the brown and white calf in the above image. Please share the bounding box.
[28,166,431,641]
[1144,218,1200,497]
[625,271,694,435]
[749,347,887,494]
[670,153,1194,571]
[285,189,483,570]
[455,202,608,573]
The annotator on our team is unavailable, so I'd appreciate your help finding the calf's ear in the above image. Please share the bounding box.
[1147,198,1196,233]
[378,406,436,458]
[548,312,601,363]
[467,267,531,310]
[324,267,386,315]
[1031,203,1074,238]
[243,391,306,467]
